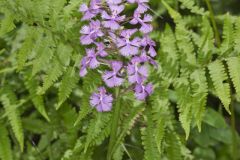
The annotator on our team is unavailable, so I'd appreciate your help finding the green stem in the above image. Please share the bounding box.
[204,0,221,47]
[107,88,121,160]
[230,101,237,160]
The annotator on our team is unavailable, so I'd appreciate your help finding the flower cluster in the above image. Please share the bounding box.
[79,0,157,112]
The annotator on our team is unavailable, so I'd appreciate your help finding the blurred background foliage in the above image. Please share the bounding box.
[0,0,240,160]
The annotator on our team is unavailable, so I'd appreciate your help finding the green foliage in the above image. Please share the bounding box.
[0,121,12,160]
[0,88,24,151]
[0,0,240,159]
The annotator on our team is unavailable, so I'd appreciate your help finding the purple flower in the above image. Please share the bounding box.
[106,0,122,5]
[80,48,100,77]
[134,83,153,100]
[80,0,102,20]
[96,42,108,57]
[140,51,158,67]
[80,20,103,45]
[90,87,113,112]
[102,5,125,30]
[127,0,149,13]
[130,12,153,33]
[102,61,124,87]
[116,29,141,56]
[127,57,148,84]
[141,35,157,57]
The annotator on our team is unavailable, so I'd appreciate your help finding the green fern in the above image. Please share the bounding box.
[57,67,79,109]
[0,10,15,36]
[234,17,240,53]
[220,14,234,56]
[32,36,54,76]
[208,60,231,113]
[178,0,206,15]
[17,26,40,70]
[0,121,12,160]
[84,112,112,153]
[112,105,144,155]
[38,58,64,94]
[190,69,208,131]
[160,24,179,80]
[165,130,183,160]
[227,57,240,97]
[141,106,160,160]
[0,89,24,151]
[24,75,50,121]
[174,77,193,139]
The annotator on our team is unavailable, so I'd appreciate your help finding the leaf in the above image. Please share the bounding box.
[227,57,240,97]
[0,90,24,151]
[38,59,64,94]
[190,69,208,131]
[0,121,13,160]
[208,60,231,113]
[57,67,79,109]
[0,11,15,36]
[220,14,234,56]
[24,76,50,121]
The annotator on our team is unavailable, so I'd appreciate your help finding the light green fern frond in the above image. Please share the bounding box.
[57,67,79,109]
[220,14,234,56]
[0,121,12,160]
[24,76,50,121]
[0,89,24,151]
[174,77,193,139]
[160,24,179,80]
[141,106,160,160]
[84,112,112,153]
[38,58,64,94]
[227,57,240,97]
[32,36,54,76]
[208,60,231,113]
[234,17,240,53]
[178,0,206,15]
[166,130,183,160]
[190,69,208,131]
[0,10,15,36]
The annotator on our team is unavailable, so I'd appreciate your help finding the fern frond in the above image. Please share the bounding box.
[84,112,112,153]
[165,130,183,160]
[178,0,206,15]
[0,89,24,151]
[227,57,240,97]
[220,14,234,56]
[208,60,231,113]
[174,77,192,139]
[234,17,240,52]
[0,121,12,160]
[24,76,50,121]
[113,145,124,160]
[17,26,40,70]
[141,106,160,160]
[175,21,196,69]
[190,69,208,131]
[112,105,144,155]
[197,17,214,65]
[160,24,179,80]
[0,10,15,36]
[38,58,64,94]
[32,36,54,76]
[57,67,79,109]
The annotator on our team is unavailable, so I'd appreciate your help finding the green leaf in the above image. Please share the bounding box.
[0,90,24,151]
[208,60,231,113]
[57,67,79,109]
[0,121,12,160]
